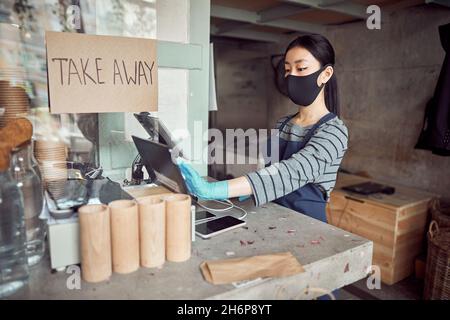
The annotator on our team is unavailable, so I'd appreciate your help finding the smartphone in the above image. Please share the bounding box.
[195,215,246,239]
[195,211,216,224]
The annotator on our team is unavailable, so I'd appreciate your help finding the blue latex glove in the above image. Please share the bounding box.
[178,162,228,200]
[238,195,251,202]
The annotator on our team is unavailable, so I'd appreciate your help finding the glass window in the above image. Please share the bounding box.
[0,0,157,187]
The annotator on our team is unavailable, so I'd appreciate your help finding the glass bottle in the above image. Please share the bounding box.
[30,140,42,181]
[10,142,45,266]
[0,147,29,298]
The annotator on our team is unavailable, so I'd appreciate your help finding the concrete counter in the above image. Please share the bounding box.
[11,199,373,300]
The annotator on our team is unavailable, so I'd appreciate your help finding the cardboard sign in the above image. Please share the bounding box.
[46,31,158,114]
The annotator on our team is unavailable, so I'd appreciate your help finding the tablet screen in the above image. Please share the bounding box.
[195,216,244,235]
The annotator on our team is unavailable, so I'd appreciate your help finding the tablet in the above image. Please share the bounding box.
[195,216,246,239]
[132,135,189,195]
[195,211,216,224]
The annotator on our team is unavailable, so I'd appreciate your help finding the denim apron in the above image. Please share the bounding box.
[268,112,337,223]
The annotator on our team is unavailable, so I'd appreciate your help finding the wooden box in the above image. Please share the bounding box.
[326,173,436,285]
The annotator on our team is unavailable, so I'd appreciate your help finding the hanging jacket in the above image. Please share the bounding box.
[415,23,450,156]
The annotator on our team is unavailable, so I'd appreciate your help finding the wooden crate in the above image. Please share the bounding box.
[326,173,437,285]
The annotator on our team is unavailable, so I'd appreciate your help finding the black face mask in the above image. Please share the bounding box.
[286,64,331,106]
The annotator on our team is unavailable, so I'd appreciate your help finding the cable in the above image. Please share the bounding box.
[230,201,248,220]
[196,199,233,212]
[196,199,248,220]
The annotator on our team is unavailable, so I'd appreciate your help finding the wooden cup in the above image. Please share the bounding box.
[163,194,192,262]
[78,204,112,283]
[137,196,166,268]
[109,200,140,274]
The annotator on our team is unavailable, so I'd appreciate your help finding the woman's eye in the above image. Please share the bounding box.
[297,67,307,72]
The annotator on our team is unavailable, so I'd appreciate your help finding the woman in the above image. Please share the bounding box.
[179,34,348,223]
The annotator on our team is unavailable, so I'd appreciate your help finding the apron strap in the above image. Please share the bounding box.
[279,112,336,139]
[275,112,337,162]
[301,112,337,146]
[278,112,299,132]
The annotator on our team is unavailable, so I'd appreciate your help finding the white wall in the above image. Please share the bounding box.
[124,0,190,145]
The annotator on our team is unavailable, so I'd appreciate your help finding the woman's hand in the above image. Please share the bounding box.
[178,162,228,200]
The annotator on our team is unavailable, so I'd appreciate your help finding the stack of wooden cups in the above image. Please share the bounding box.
[0,80,30,128]
[33,139,68,198]
[78,193,192,283]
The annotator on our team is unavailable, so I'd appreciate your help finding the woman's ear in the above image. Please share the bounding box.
[318,65,334,86]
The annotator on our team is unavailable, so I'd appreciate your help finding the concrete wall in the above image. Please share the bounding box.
[213,40,271,131]
[329,5,450,199]
[211,40,272,178]
[263,5,450,199]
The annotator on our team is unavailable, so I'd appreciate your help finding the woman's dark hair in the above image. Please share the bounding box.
[273,34,340,116]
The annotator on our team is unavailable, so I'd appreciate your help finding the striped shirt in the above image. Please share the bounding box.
[245,114,348,207]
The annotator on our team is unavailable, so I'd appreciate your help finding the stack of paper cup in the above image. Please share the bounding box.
[109,200,140,274]
[0,79,30,128]
[163,194,192,262]
[34,139,68,198]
